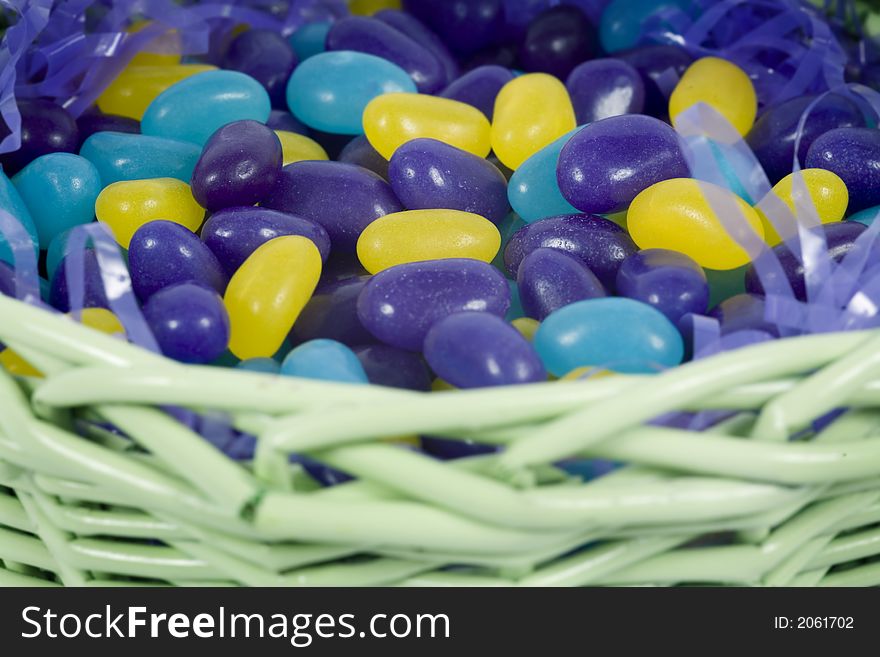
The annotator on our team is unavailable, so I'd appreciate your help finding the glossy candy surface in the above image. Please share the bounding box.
[76,111,140,142]
[222,29,298,108]
[0,172,39,266]
[507,127,581,223]
[79,131,201,185]
[289,21,331,61]
[403,0,504,56]
[616,249,708,324]
[805,127,880,214]
[357,258,510,350]
[281,339,369,384]
[266,109,309,135]
[0,99,79,175]
[566,58,645,125]
[517,247,606,320]
[98,64,217,120]
[275,131,328,165]
[95,178,205,249]
[144,282,230,364]
[518,5,596,79]
[557,114,690,215]
[669,57,757,138]
[49,250,109,312]
[353,343,432,390]
[357,209,501,273]
[756,169,849,245]
[376,9,458,86]
[600,0,694,52]
[423,312,546,388]
[292,275,375,346]
[439,65,513,120]
[534,297,684,376]
[338,135,389,179]
[617,45,692,118]
[224,236,322,359]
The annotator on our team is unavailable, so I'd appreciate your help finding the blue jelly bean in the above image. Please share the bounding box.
[0,99,79,175]
[128,220,227,300]
[49,250,108,312]
[286,50,416,135]
[519,4,597,79]
[12,153,100,248]
[616,249,708,325]
[46,228,72,282]
[805,127,880,213]
[375,9,459,87]
[566,58,645,124]
[599,0,695,53]
[534,297,684,376]
[0,171,39,266]
[143,282,230,364]
[266,109,309,135]
[79,131,201,186]
[440,65,514,120]
[291,275,376,347]
[505,279,526,321]
[289,21,331,61]
[508,127,582,223]
[517,247,605,320]
[142,71,271,146]
[338,135,390,179]
[403,0,504,57]
[421,436,498,459]
[848,205,880,226]
[237,357,280,374]
[424,311,546,388]
[353,344,432,391]
[222,29,298,108]
[281,339,369,384]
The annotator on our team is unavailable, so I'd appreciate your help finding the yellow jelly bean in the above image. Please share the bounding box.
[224,236,322,359]
[98,64,217,120]
[756,169,849,245]
[72,308,126,336]
[127,21,182,67]
[275,130,329,165]
[0,349,41,377]
[432,377,456,392]
[669,57,757,138]
[356,209,501,274]
[350,0,401,14]
[96,178,205,249]
[491,73,577,170]
[628,178,765,270]
[512,317,540,342]
[363,93,492,160]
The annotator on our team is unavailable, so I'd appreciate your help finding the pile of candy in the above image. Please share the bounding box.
[2,0,880,463]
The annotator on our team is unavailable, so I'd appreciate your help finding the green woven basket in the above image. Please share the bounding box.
[1,292,880,587]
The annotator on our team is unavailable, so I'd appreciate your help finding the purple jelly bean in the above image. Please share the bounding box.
[440,65,515,121]
[266,109,309,135]
[747,94,865,185]
[49,249,109,312]
[375,9,459,87]
[353,343,432,391]
[201,206,331,276]
[0,261,15,297]
[388,138,510,225]
[517,247,606,320]
[566,58,645,124]
[403,0,505,56]
[463,43,519,71]
[143,282,230,364]
[262,161,402,252]
[128,220,227,301]
[76,110,140,144]
[504,213,636,289]
[326,16,447,94]
[616,249,708,325]
[423,311,546,388]
[421,435,497,459]
[222,29,298,108]
[338,135,389,180]
[558,114,690,215]
[357,258,510,351]
[617,45,693,119]
[805,127,880,213]
[292,275,376,347]
[709,294,779,337]
[1,99,79,175]
[191,120,282,212]
[518,5,597,79]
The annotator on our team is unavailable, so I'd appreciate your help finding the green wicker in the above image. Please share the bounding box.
[2,293,880,587]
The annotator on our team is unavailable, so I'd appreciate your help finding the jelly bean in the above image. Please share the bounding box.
[357,209,501,273]
[517,247,606,320]
[76,307,126,336]
[512,316,540,341]
[518,5,597,79]
[504,213,636,289]
[289,21,331,61]
[281,339,369,384]
[45,229,72,283]
[142,71,271,146]
[276,130,328,165]
[49,250,109,312]
[11,154,98,249]
[97,64,217,120]
[224,236,322,359]
[0,261,16,297]
[191,120,282,211]
[357,258,510,350]
[756,169,849,245]
[617,45,693,119]
[388,138,509,225]
[237,357,280,374]
[508,127,582,223]
[222,29,298,108]
[806,127,880,213]
[848,205,880,226]
[439,65,514,121]
[557,114,689,215]
[403,0,504,56]
[338,135,389,179]
[201,206,331,276]
[421,435,497,459]
[353,344,432,391]
[616,249,708,324]
[709,293,779,337]
[144,282,230,364]
[669,57,757,138]
[566,59,645,124]
[0,100,79,175]
[267,109,309,135]
[262,161,402,251]
[76,111,140,143]
[375,9,459,87]
[364,93,492,160]
[628,179,764,270]
[0,171,39,266]
[599,0,695,53]
[79,131,201,186]
[287,51,416,135]
[350,0,401,14]
[746,94,865,185]
[292,275,375,346]
[424,312,546,388]
[535,297,684,376]
[95,178,205,248]
[128,220,227,300]
[126,21,183,67]
[491,73,576,170]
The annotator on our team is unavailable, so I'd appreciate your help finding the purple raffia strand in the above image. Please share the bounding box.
[690,313,722,358]
[0,208,41,304]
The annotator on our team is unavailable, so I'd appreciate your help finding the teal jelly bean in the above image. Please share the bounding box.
[289,21,330,61]
[505,279,526,321]
[280,338,369,384]
[848,205,880,226]
[142,71,271,146]
[46,227,72,282]
[0,170,39,266]
[13,153,101,247]
[508,127,582,223]
[534,297,684,376]
[237,357,281,374]
[80,131,201,185]
[286,50,417,135]
[600,0,697,53]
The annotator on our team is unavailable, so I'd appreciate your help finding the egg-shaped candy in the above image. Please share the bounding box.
[710,293,779,337]
[669,57,757,138]
[237,357,281,374]
[49,250,109,313]
[376,8,459,87]
[292,276,375,347]
[403,0,504,56]
[338,135,389,179]
[566,59,645,125]
[600,0,694,53]
[281,339,369,384]
[222,29,298,108]
[517,248,606,320]
[616,249,708,324]
[805,127,880,214]
[617,45,693,119]
[353,344,432,391]
[439,65,513,120]
[756,169,849,245]
[276,130,328,165]
[0,99,80,175]
[76,111,140,142]
[289,21,330,61]
[79,131,201,185]
[97,64,216,120]
[144,282,230,364]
